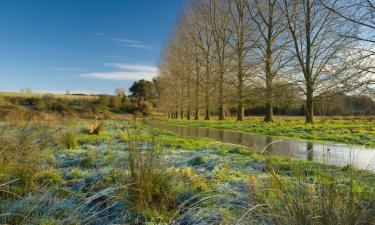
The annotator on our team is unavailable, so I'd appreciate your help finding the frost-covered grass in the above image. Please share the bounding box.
[158,116,375,146]
[0,119,374,224]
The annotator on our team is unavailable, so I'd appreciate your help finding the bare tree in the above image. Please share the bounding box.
[183,7,205,120]
[281,0,357,124]
[228,0,254,121]
[189,0,215,120]
[208,0,231,120]
[247,0,290,122]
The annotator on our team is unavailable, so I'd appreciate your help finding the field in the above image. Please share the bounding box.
[157,116,375,147]
[1,117,375,224]
[0,91,99,99]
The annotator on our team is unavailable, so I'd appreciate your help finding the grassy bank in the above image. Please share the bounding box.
[0,119,374,224]
[157,117,375,146]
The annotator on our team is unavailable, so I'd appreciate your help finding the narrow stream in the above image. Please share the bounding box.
[151,123,375,171]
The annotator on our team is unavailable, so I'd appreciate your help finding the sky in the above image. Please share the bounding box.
[0,0,183,94]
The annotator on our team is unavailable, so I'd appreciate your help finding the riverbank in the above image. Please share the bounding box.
[156,116,375,147]
[1,119,374,224]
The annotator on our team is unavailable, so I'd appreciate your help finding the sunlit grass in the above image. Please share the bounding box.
[158,116,375,146]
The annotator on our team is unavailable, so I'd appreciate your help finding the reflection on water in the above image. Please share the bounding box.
[307,142,314,161]
[151,123,375,171]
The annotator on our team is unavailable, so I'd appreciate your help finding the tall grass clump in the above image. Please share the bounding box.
[58,128,79,149]
[0,122,57,198]
[82,120,104,135]
[125,131,177,221]
[248,161,375,225]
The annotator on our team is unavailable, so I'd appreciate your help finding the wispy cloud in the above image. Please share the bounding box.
[51,67,87,72]
[111,38,154,50]
[111,38,141,44]
[81,63,158,81]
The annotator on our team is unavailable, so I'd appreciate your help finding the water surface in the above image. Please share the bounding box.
[151,123,375,171]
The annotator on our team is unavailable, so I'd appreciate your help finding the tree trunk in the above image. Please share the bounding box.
[264,8,274,122]
[204,64,210,120]
[218,69,225,120]
[264,74,274,122]
[237,58,244,121]
[187,74,191,120]
[194,76,199,120]
[264,101,273,122]
[237,103,244,121]
[194,55,200,120]
[180,110,184,119]
[205,107,210,120]
[305,87,314,124]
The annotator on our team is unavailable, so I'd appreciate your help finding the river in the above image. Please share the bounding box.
[151,123,375,171]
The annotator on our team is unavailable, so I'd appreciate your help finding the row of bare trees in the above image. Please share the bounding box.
[156,0,374,124]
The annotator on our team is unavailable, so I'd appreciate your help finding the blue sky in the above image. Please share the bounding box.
[0,0,183,94]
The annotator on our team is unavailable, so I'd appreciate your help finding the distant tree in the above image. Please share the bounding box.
[114,88,126,97]
[348,95,375,115]
[25,87,32,94]
[20,87,33,94]
[65,90,70,95]
[129,79,155,101]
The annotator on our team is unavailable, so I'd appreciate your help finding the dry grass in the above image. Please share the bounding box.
[82,121,105,135]
[248,167,375,225]
[125,131,178,221]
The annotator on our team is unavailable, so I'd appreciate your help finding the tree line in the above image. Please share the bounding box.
[155,0,375,123]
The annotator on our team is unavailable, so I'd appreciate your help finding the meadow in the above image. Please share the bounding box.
[157,116,375,147]
[1,115,375,224]
[0,91,98,100]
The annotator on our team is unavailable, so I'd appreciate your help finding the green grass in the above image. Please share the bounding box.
[157,117,375,146]
[1,119,374,224]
